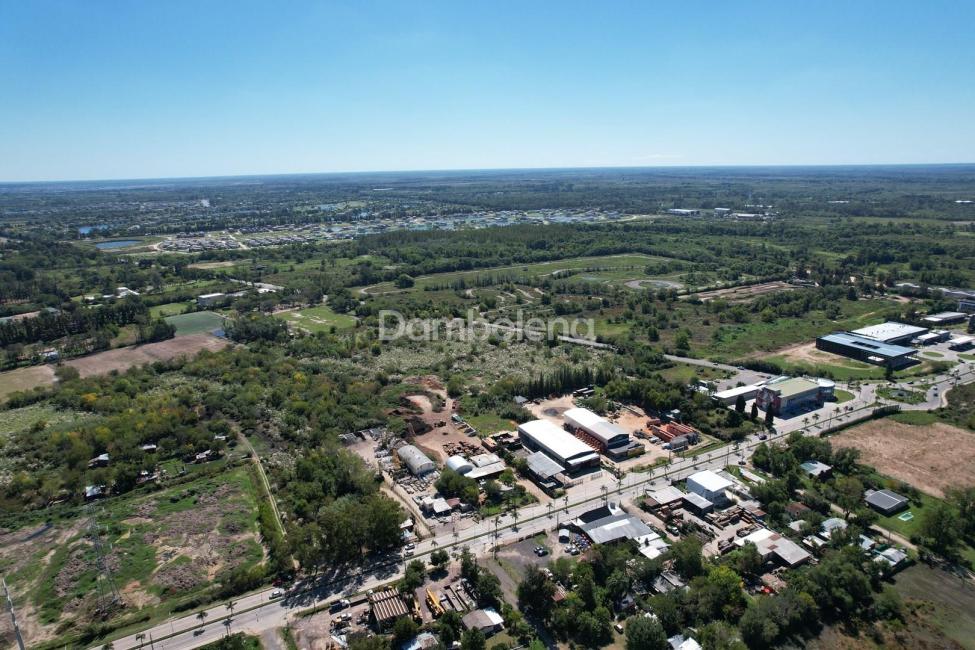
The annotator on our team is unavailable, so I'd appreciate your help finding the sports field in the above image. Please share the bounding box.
[164,310,227,336]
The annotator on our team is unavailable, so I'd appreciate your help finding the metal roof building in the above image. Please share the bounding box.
[865,489,909,515]
[735,527,810,567]
[445,455,474,475]
[851,321,928,344]
[563,407,630,448]
[581,512,655,545]
[816,332,918,368]
[397,445,436,476]
[526,451,564,480]
[517,419,600,469]
[686,470,731,503]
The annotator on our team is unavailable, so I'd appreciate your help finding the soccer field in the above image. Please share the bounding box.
[164,310,227,336]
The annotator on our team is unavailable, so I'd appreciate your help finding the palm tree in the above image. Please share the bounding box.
[226,600,235,617]
[197,610,208,628]
[547,502,553,518]
[136,633,146,648]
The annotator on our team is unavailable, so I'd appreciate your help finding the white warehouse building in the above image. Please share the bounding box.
[445,455,474,475]
[398,445,436,476]
[517,419,600,471]
[686,470,732,505]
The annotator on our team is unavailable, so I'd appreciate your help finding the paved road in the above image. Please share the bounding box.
[106,360,975,650]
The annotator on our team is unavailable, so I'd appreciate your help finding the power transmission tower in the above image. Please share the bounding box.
[2,578,26,650]
[86,505,123,610]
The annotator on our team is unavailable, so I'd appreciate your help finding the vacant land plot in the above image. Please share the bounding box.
[66,334,229,378]
[0,335,229,401]
[688,281,794,302]
[164,310,227,336]
[0,365,56,401]
[359,254,676,295]
[831,418,975,497]
[275,304,356,333]
[0,467,264,647]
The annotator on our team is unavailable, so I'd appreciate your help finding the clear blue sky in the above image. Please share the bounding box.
[1,1,973,181]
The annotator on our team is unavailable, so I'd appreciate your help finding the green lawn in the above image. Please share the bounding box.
[275,304,357,333]
[832,389,855,403]
[463,412,517,435]
[164,311,227,336]
[873,489,941,538]
[150,301,193,318]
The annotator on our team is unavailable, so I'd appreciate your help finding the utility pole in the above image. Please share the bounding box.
[2,578,26,650]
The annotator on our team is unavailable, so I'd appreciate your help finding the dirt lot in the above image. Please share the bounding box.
[65,333,229,377]
[686,281,794,303]
[832,418,975,497]
[527,395,576,422]
[774,341,870,367]
[0,334,229,401]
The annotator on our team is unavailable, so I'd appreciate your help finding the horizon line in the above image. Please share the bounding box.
[3,160,975,186]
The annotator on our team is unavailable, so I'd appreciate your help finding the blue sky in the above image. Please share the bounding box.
[1,1,973,181]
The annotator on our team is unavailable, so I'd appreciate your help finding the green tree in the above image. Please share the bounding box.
[734,394,746,414]
[517,565,556,620]
[624,615,667,650]
[392,616,419,649]
[430,549,450,572]
[917,500,963,557]
[669,536,705,579]
[461,628,486,650]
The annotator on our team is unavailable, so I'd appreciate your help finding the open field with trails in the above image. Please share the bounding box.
[0,466,265,647]
[830,418,975,498]
[686,280,794,302]
[274,303,357,333]
[358,253,684,295]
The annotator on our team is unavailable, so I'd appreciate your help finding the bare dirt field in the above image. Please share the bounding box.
[527,395,576,422]
[65,333,229,377]
[0,334,229,401]
[774,341,870,367]
[832,418,975,497]
[687,281,794,303]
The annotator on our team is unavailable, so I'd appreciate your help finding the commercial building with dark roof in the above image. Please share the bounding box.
[816,332,918,368]
[865,489,910,516]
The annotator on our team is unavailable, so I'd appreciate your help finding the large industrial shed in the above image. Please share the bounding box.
[517,419,600,471]
[563,407,643,460]
[564,408,629,447]
[398,445,436,476]
[851,321,928,345]
[686,470,731,505]
[816,332,918,368]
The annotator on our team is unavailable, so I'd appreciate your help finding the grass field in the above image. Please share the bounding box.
[275,304,357,333]
[0,365,56,401]
[164,311,227,336]
[833,389,855,403]
[150,301,193,318]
